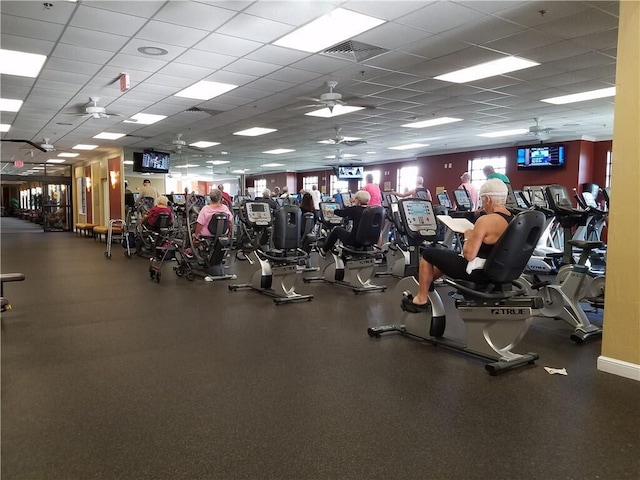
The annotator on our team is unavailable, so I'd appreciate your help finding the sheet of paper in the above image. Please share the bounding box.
[544,367,568,375]
[436,215,474,234]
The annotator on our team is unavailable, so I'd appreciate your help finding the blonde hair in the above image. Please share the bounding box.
[354,190,370,205]
[156,195,169,206]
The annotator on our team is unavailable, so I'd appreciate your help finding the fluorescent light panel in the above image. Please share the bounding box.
[72,144,99,150]
[123,160,134,165]
[541,87,616,105]
[234,127,277,137]
[262,163,284,167]
[93,132,126,140]
[123,113,167,125]
[0,98,23,112]
[58,152,79,157]
[325,153,357,159]
[402,117,463,128]
[174,164,199,168]
[206,160,230,165]
[46,159,66,164]
[477,128,529,138]
[388,143,429,151]
[174,80,238,101]
[0,49,47,78]
[435,56,539,84]
[190,141,220,148]
[232,169,247,173]
[305,105,365,118]
[0,124,10,132]
[274,8,385,53]
[263,149,295,154]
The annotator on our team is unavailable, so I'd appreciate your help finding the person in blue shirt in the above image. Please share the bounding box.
[482,165,510,183]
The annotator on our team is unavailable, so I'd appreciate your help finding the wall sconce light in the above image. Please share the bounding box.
[86,177,92,192]
[110,170,119,189]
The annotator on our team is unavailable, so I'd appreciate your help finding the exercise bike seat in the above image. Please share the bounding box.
[568,240,604,250]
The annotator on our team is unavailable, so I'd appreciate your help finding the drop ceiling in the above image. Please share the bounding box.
[0,0,619,180]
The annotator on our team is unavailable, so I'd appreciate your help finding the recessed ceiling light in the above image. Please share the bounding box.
[388,143,429,151]
[0,124,10,133]
[0,98,23,112]
[402,117,463,128]
[58,152,79,157]
[174,80,238,101]
[366,151,376,154]
[435,56,539,84]
[46,159,66,164]
[305,105,365,118]
[274,8,385,53]
[0,49,47,78]
[206,160,230,165]
[541,87,616,105]
[93,132,126,140]
[72,144,99,150]
[262,163,285,167]
[477,129,529,138]
[232,169,248,174]
[123,160,134,165]
[190,141,220,148]
[263,149,295,155]
[220,151,229,155]
[234,127,277,137]
[123,113,167,125]
[174,164,199,168]
[137,46,169,56]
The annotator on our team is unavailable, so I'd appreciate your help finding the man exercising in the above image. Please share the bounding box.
[402,179,513,312]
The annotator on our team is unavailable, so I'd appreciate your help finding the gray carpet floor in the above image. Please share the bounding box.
[1,217,638,480]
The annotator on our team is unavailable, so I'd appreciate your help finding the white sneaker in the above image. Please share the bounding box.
[204,276,214,282]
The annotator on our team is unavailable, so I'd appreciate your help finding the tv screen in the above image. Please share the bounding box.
[517,145,565,170]
[133,150,170,174]
[335,166,364,180]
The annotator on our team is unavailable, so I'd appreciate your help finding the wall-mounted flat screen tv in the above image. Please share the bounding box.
[517,145,565,170]
[334,165,364,180]
[133,150,170,174]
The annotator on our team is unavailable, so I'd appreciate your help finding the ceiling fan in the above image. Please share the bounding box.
[324,148,363,167]
[162,133,204,153]
[293,81,347,112]
[0,138,48,152]
[67,97,122,119]
[321,126,368,147]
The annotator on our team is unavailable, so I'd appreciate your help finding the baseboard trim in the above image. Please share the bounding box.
[597,356,640,381]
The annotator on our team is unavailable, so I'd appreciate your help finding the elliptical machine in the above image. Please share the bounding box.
[368,199,545,375]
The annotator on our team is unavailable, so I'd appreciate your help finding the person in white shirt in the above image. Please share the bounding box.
[310,184,322,211]
[458,172,479,210]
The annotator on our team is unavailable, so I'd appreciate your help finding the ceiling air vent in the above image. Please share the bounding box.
[323,40,389,62]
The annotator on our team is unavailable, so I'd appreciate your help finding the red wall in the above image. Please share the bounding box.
[247,140,612,197]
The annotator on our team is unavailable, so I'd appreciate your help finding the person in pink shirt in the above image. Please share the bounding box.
[361,173,382,207]
[458,172,479,210]
[194,189,234,238]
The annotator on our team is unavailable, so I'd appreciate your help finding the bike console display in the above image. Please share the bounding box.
[319,202,343,225]
[245,202,272,226]
[398,199,438,241]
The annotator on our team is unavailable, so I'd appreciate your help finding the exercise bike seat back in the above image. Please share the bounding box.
[345,206,384,253]
[206,213,229,238]
[272,205,302,251]
[450,210,545,300]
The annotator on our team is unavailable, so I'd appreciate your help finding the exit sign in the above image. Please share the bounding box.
[14,160,24,167]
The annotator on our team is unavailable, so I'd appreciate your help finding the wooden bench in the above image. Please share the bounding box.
[75,222,96,237]
[93,225,122,243]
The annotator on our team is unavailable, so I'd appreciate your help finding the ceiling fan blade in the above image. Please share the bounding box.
[1,139,48,152]
[289,104,322,111]
[296,96,321,102]
[341,140,368,147]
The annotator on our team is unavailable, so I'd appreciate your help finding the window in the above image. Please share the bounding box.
[302,175,318,192]
[397,165,418,194]
[605,151,612,188]
[254,179,267,195]
[329,175,349,195]
[468,156,507,190]
[357,169,381,189]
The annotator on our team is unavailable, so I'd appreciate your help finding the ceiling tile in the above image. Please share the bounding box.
[535,8,619,39]
[136,21,210,48]
[399,34,469,60]
[265,67,323,85]
[45,57,102,77]
[51,44,115,65]
[59,26,129,52]
[482,28,565,55]
[70,5,148,36]
[442,15,524,46]
[37,70,92,86]
[495,1,591,28]
[0,0,77,24]
[153,2,237,30]
[107,53,168,74]
[396,2,487,34]
[216,13,292,43]
[570,27,619,51]
[1,14,64,42]
[225,58,284,77]
[81,1,166,18]
[244,45,310,66]
[194,33,263,58]
[119,39,187,62]
[0,34,55,56]
[172,49,236,70]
